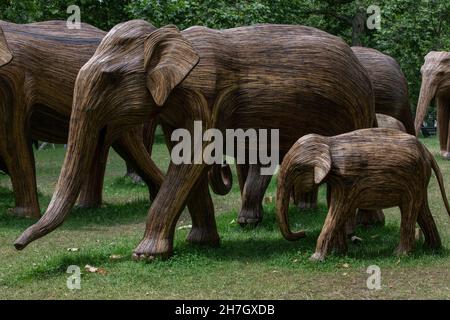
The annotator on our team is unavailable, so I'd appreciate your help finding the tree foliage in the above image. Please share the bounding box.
[1,0,449,115]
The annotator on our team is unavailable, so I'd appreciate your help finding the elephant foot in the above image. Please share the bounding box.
[310,252,325,262]
[440,151,450,160]
[395,244,413,256]
[75,202,101,209]
[237,206,264,227]
[423,232,442,250]
[186,227,220,247]
[294,189,318,210]
[355,209,385,227]
[132,237,172,262]
[125,171,144,184]
[10,206,40,219]
[297,198,318,210]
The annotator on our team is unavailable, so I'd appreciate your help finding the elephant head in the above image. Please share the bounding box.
[415,51,450,136]
[15,20,200,249]
[276,134,331,241]
[0,27,13,67]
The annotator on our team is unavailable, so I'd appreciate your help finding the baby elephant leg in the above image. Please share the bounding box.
[311,193,350,261]
[396,202,420,255]
[417,197,441,249]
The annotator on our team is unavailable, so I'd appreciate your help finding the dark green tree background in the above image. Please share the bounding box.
[1,0,449,116]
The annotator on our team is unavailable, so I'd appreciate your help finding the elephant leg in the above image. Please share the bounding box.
[294,186,319,210]
[237,164,272,226]
[396,201,419,255]
[417,196,441,249]
[124,120,157,182]
[133,162,209,260]
[2,112,40,218]
[185,173,220,246]
[236,163,249,194]
[354,208,385,230]
[125,161,143,183]
[437,97,450,159]
[0,155,8,174]
[77,137,109,208]
[311,189,349,261]
[112,127,164,201]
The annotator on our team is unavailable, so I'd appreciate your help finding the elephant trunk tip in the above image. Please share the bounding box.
[14,222,49,250]
[14,228,35,250]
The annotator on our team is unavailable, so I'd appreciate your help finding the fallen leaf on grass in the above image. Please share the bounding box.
[85,264,107,275]
[109,254,123,261]
[342,263,350,268]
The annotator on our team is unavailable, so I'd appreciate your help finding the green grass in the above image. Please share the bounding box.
[0,136,449,299]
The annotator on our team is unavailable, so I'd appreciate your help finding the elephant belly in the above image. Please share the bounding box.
[30,104,70,144]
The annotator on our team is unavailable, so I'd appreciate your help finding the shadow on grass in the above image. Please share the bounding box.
[0,185,150,231]
[2,191,449,284]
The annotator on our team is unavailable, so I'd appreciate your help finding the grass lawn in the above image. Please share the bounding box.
[0,135,449,300]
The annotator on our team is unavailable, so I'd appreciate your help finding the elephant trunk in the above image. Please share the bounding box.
[415,76,437,136]
[208,164,233,195]
[14,112,100,250]
[276,152,307,241]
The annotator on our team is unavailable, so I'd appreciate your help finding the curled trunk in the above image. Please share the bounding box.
[208,164,232,195]
[276,154,307,241]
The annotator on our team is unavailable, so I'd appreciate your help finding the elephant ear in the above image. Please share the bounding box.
[0,27,13,67]
[144,25,199,106]
[313,142,331,185]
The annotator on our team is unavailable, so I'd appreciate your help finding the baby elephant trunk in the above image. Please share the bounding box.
[276,135,331,241]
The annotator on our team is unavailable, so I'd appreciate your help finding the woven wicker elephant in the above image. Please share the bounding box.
[15,21,377,260]
[277,128,449,261]
[237,46,414,225]
[0,20,163,218]
[414,51,450,159]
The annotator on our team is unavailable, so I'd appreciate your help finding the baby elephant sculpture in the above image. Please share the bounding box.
[277,128,450,261]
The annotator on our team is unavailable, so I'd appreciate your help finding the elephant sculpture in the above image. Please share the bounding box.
[277,128,449,261]
[351,46,414,134]
[376,113,407,132]
[237,46,415,224]
[0,20,163,218]
[414,51,450,159]
[15,21,377,260]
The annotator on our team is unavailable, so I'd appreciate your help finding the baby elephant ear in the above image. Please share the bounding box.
[0,27,13,67]
[313,143,331,185]
[144,25,199,106]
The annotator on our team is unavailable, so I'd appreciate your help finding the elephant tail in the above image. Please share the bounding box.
[428,148,450,218]
[208,163,233,195]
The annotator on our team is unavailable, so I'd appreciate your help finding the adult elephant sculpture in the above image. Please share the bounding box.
[414,51,450,159]
[237,46,414,225]
[15,21,376,260]
[0,20,163,218]
[351,47,414,134]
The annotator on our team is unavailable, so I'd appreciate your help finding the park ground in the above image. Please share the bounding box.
[0,134,449,299]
